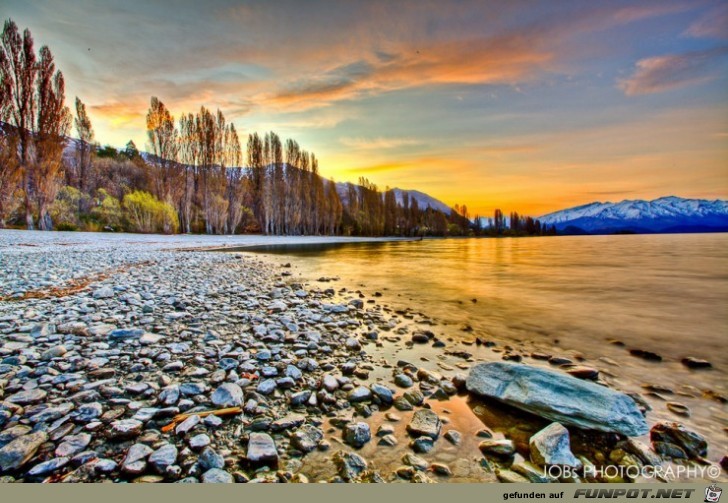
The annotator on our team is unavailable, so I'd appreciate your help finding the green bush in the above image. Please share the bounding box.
[91,189,123,230]
[122,190,179,234]
[56,222,78,231]
[49,186,86,230]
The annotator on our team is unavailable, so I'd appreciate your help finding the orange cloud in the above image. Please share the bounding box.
[618,47,728,96]
[262,34,553,111]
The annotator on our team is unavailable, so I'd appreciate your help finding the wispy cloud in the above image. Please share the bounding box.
[685,3,728,40]
[339,136,422,150]
[618,47,728,96]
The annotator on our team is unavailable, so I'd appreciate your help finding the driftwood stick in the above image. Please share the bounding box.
[161,406,242,433]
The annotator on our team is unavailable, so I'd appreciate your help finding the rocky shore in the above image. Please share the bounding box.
[0,230,725,483]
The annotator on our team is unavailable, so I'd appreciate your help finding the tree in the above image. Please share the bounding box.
[1,19,37,229]
[73,97,94,196]
[1,19,71,230]
[0,129,20,227]
[494,208,505,234]
[34,45,71,230]
[146,96,177,201]
[247,132,264,230]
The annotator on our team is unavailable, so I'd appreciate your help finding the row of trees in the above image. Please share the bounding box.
[0,19,71,230]
[471,209,557,236]
[0,18,552,238]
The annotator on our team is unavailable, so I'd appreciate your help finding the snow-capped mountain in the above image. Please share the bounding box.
[539,196,728,234]
[390,188,452,214]
[334,183,452,214]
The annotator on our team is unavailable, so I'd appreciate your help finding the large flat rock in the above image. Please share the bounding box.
[466,362,648,436]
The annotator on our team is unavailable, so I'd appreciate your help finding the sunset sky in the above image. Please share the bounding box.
[5,0,728,217]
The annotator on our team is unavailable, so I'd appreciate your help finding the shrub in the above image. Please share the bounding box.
[122,190,179,234]
[49,186,86,230]
[91,189,123,230]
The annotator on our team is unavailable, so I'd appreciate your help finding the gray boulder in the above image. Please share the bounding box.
[529,422,582,468]
[466,362,647,436]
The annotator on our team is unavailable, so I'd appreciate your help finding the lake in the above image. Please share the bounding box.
[247,233,728,461]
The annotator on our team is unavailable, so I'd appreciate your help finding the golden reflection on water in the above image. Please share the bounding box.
[247,234,728,476]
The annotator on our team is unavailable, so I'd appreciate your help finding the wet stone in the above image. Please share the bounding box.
[406,409,441,440]
[410,436,435,453]
[348,386,372,403]
[175,414,201,435]
[394,374,414,388]
[479,439,516,458]
[444,430,462,445]
[333,451,367,481]
[291,424,324,453]
[122,443,153,474]
[343,422,371,448]
[529,422,582,469]
[650,421,707,459]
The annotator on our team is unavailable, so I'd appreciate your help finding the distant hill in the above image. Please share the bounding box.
[335,182,453,214]
[539,196,728,234]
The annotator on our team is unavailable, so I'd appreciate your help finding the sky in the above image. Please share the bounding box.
[4,0,728,217]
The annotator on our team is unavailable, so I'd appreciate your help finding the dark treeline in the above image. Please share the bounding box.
[470,209,557,237]
[0,18,549,238]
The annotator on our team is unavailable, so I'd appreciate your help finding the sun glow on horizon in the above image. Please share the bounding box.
[6,0,727,218]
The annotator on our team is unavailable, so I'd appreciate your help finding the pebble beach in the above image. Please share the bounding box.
[0,230,724,483]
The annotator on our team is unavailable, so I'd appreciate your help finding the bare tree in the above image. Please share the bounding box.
[0,129,20,227]
[73,96,94,196]
[146,96,178,201]
[0,19,37,229]
[35,45,71,230]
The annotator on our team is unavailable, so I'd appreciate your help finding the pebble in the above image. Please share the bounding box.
[175,415,200,435]
[681,357,712,369]
[201,468,233,483]
[149,443,178,473]
[108,419,143,440]
[0,431,48,472]
[198,447,225,470]
[210,383,244,408]
[479,439,515,458]
[343,422,371,448]
[246,432,278,466]
[189,434,211,451]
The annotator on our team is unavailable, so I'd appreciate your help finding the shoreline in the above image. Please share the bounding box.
[0,230,724,483]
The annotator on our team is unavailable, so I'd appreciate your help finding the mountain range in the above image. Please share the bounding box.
[538,196,728,234]
[333,182,453,214]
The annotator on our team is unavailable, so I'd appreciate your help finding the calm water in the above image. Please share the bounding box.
[252,234,727,362]
[249,233,728,456]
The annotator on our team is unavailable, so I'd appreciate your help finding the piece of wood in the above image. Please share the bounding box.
[161,406,242,433]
